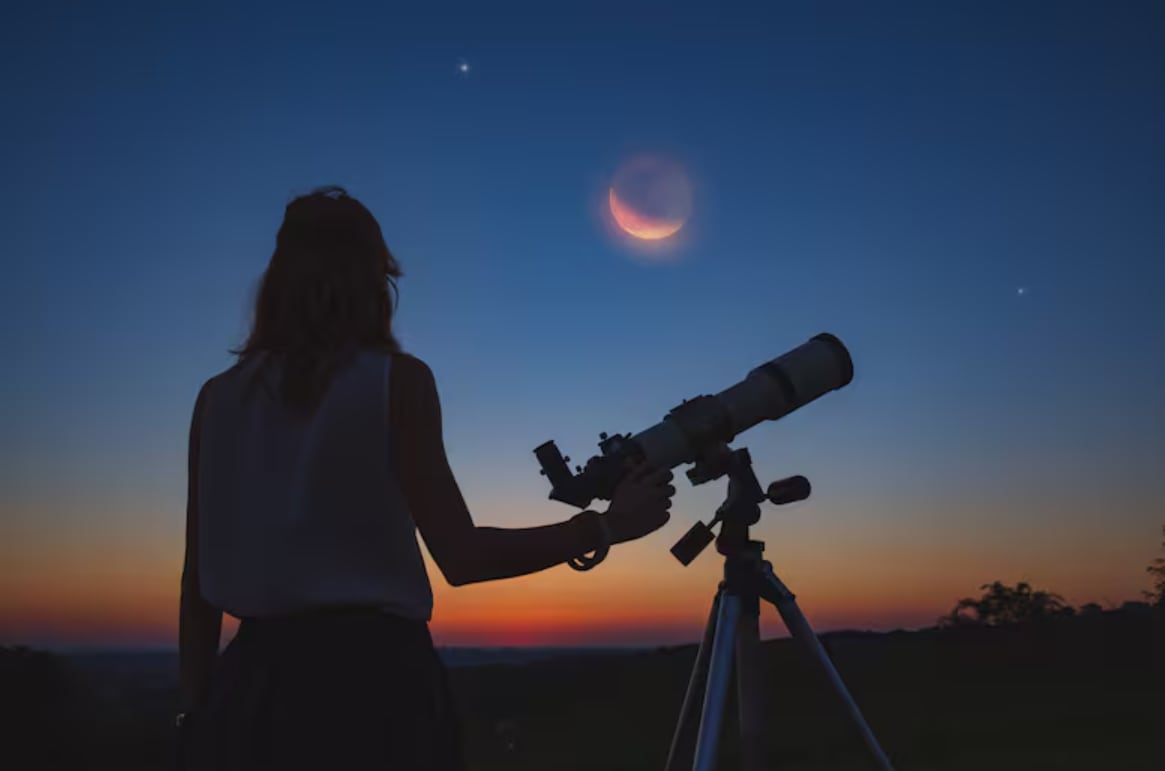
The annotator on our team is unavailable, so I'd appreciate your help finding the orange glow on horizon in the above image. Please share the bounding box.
[2,499,1156,649]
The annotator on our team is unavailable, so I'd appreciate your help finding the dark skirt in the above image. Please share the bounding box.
[185,608,465,771]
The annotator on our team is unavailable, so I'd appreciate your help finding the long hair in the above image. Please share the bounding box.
[232,186,403,410]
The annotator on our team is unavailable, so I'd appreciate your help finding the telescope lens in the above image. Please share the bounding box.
[747,333,853,423]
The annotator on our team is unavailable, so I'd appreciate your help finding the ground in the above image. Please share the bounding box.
[2,608,1161,769]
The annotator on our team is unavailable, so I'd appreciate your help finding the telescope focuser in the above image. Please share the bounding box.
[534,432,639,509]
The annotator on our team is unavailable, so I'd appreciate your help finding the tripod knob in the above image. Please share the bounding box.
[767,475,811,505]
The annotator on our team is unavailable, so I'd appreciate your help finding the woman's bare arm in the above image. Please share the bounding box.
[391,355,604,586]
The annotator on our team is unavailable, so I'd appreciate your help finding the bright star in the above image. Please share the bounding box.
[458,60,470,75]
[1017,287,1027,296]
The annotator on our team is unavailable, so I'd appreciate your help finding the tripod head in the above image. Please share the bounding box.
[670,443,810,566]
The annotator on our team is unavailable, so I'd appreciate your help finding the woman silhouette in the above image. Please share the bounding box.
[177,186,675,770]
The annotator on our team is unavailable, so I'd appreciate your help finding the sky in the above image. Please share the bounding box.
[1,0,1163,650]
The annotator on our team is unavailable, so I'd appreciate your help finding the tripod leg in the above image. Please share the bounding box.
[735,596,767,771]
[760,564,897,771]
[666,592,721,771]
[692,592,741,771]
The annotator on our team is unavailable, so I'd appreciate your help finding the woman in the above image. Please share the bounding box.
[177,186,675,770]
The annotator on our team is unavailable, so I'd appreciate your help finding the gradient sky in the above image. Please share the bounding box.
[2,0,1163,650]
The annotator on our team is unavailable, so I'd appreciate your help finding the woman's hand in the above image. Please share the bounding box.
[604,460,676,544]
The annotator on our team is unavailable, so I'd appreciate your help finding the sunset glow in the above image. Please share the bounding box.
[1,497,1153,650]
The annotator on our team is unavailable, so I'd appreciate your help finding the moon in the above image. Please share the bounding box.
[607,156,693,242]
[609,188,685,240]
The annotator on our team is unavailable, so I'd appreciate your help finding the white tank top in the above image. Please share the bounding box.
[196,348,434,621]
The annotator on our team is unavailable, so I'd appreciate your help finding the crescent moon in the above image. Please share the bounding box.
[608,188,685,240]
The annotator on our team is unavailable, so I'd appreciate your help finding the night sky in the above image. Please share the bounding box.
[2,0,1163,649]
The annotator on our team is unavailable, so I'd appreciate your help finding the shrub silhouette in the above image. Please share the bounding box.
[940,581,1072,627]
[1079,602,1104,616]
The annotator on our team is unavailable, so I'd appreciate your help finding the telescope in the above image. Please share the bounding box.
[534,333,853,509]
[534,333,898,771]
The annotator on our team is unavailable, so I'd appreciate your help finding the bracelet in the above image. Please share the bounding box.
[568,510,611,571]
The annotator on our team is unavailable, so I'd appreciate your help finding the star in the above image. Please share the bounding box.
[457,60,470,75]
[1017,286,1028,296]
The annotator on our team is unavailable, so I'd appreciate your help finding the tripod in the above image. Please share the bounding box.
[664,446,896,771]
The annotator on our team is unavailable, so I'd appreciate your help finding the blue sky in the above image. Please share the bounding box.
[2,0,1163,646]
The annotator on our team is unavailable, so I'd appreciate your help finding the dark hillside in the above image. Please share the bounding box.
[2,609,1161,770]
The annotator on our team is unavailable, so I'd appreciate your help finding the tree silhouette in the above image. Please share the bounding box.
[941,581,1072,627]
[1145,525,1165,608]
